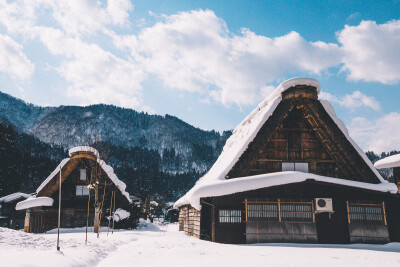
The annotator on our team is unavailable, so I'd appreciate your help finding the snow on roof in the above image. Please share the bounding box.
[374,154,400,169]
[36,146,131,203]
[68,146,99,158]
[0,192,31,203]
[15,197,53,210]
[98,159,131,202]
[174,171,397,210]
[174,77,396,210]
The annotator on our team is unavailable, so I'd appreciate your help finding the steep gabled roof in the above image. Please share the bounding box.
[36,146,131,202]
[174,78,397,210]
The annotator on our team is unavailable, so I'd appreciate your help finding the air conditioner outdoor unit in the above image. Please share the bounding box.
[314,198,334,213]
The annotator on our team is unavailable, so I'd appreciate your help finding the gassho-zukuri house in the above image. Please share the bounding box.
[174,77,400,244]
[16,146,131,233]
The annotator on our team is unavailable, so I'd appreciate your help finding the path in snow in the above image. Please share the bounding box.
[1,222,400,267]
[96,223,400,267]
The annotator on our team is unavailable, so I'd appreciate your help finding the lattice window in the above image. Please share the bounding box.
[219,210,242,223]
[245,199,315,223]
[76,185,89,196]
[347,202,386,224]
[247,204,278,221]
[280,203,313,222]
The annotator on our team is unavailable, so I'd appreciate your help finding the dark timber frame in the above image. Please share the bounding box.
[177,84,400,244]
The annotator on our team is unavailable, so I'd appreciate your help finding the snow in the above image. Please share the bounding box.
[36,147,131,203]
[68,146,99,158]
[113,208,130,222]
[15,197,54,210]
[0,192,31,203]
[174,77,396,210]
[375,154,400,169]
[98,160,131,202]
[36,158,70,194]
[1,223,400,267]
[175,171,398,210]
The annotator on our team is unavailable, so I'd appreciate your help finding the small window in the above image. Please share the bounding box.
[76,185,89,196]
[219,210,242,223]
[282,162,309,173]
[80,169,87,180]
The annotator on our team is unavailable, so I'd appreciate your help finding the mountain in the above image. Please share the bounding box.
[0,91,231,201]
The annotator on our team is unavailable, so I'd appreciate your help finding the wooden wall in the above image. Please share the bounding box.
[178,205,201,238]
[195,181,400,244]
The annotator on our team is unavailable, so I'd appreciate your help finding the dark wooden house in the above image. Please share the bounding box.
[375,154,400,193]
[174,78,400,244]
[17,146,132,233]
[0,192,31,229]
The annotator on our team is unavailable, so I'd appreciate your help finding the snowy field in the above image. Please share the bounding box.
[1,221,400,267]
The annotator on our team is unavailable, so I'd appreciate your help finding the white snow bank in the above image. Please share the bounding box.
[113,208,130,222]
[375,154,400,169]
[68,146,99,158]
[0,192,31,203]
[174,77,395,210]
[174,171,397,210]
[16,197,54,210]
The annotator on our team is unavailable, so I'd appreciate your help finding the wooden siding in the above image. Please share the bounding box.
[178,205,201,238]
[227,96,381,184]
[394,167,400,193]
[204,181,400,244]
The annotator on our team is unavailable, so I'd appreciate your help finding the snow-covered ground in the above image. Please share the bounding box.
[1,222,400,267]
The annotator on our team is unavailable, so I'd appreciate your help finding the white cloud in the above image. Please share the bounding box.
[320,91,381,111]
[1,2,400,111]
[338,20,400,84]
[0,34,34,80]
[349,113,400,152]
[37,27,146,109]
[111,10,343,106]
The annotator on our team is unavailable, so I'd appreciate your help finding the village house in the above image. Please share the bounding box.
[174,77,400,244]
[0,192,31,229]
[16,146,132,233]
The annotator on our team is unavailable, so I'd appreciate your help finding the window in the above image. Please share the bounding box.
[247,204,278,221]
[219,210,242,223]
[347,202,386,224]
[76,185,89,196]
[80,169,87,181]
[282,162,309,173]
[245,200,315,223]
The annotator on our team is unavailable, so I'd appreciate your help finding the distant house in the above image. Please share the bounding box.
[174,78,400,244]
[0,192,31,229]
[17,146,132,233]
[375,154,400,193]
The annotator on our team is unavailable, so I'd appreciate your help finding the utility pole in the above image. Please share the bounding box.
[57,166,62,251]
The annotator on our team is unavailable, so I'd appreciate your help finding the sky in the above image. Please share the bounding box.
[0,0,399,153]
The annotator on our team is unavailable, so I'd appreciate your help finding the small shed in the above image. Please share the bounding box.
[0,192,31,229]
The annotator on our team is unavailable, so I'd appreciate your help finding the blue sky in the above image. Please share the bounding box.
[0,0,399,152]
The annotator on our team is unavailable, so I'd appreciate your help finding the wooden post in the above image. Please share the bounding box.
[346,201,350,224]
[311,200,315,223]
[57,166,62,251]
[85,185,91,244]
[278,198,281,222]
[107,191,114,236]
[112,190,116,234]
[244,198,248,222]
[382,201,387,226]
[94,185,100,234]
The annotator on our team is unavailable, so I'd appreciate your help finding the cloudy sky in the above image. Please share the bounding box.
[0,0,399,153]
